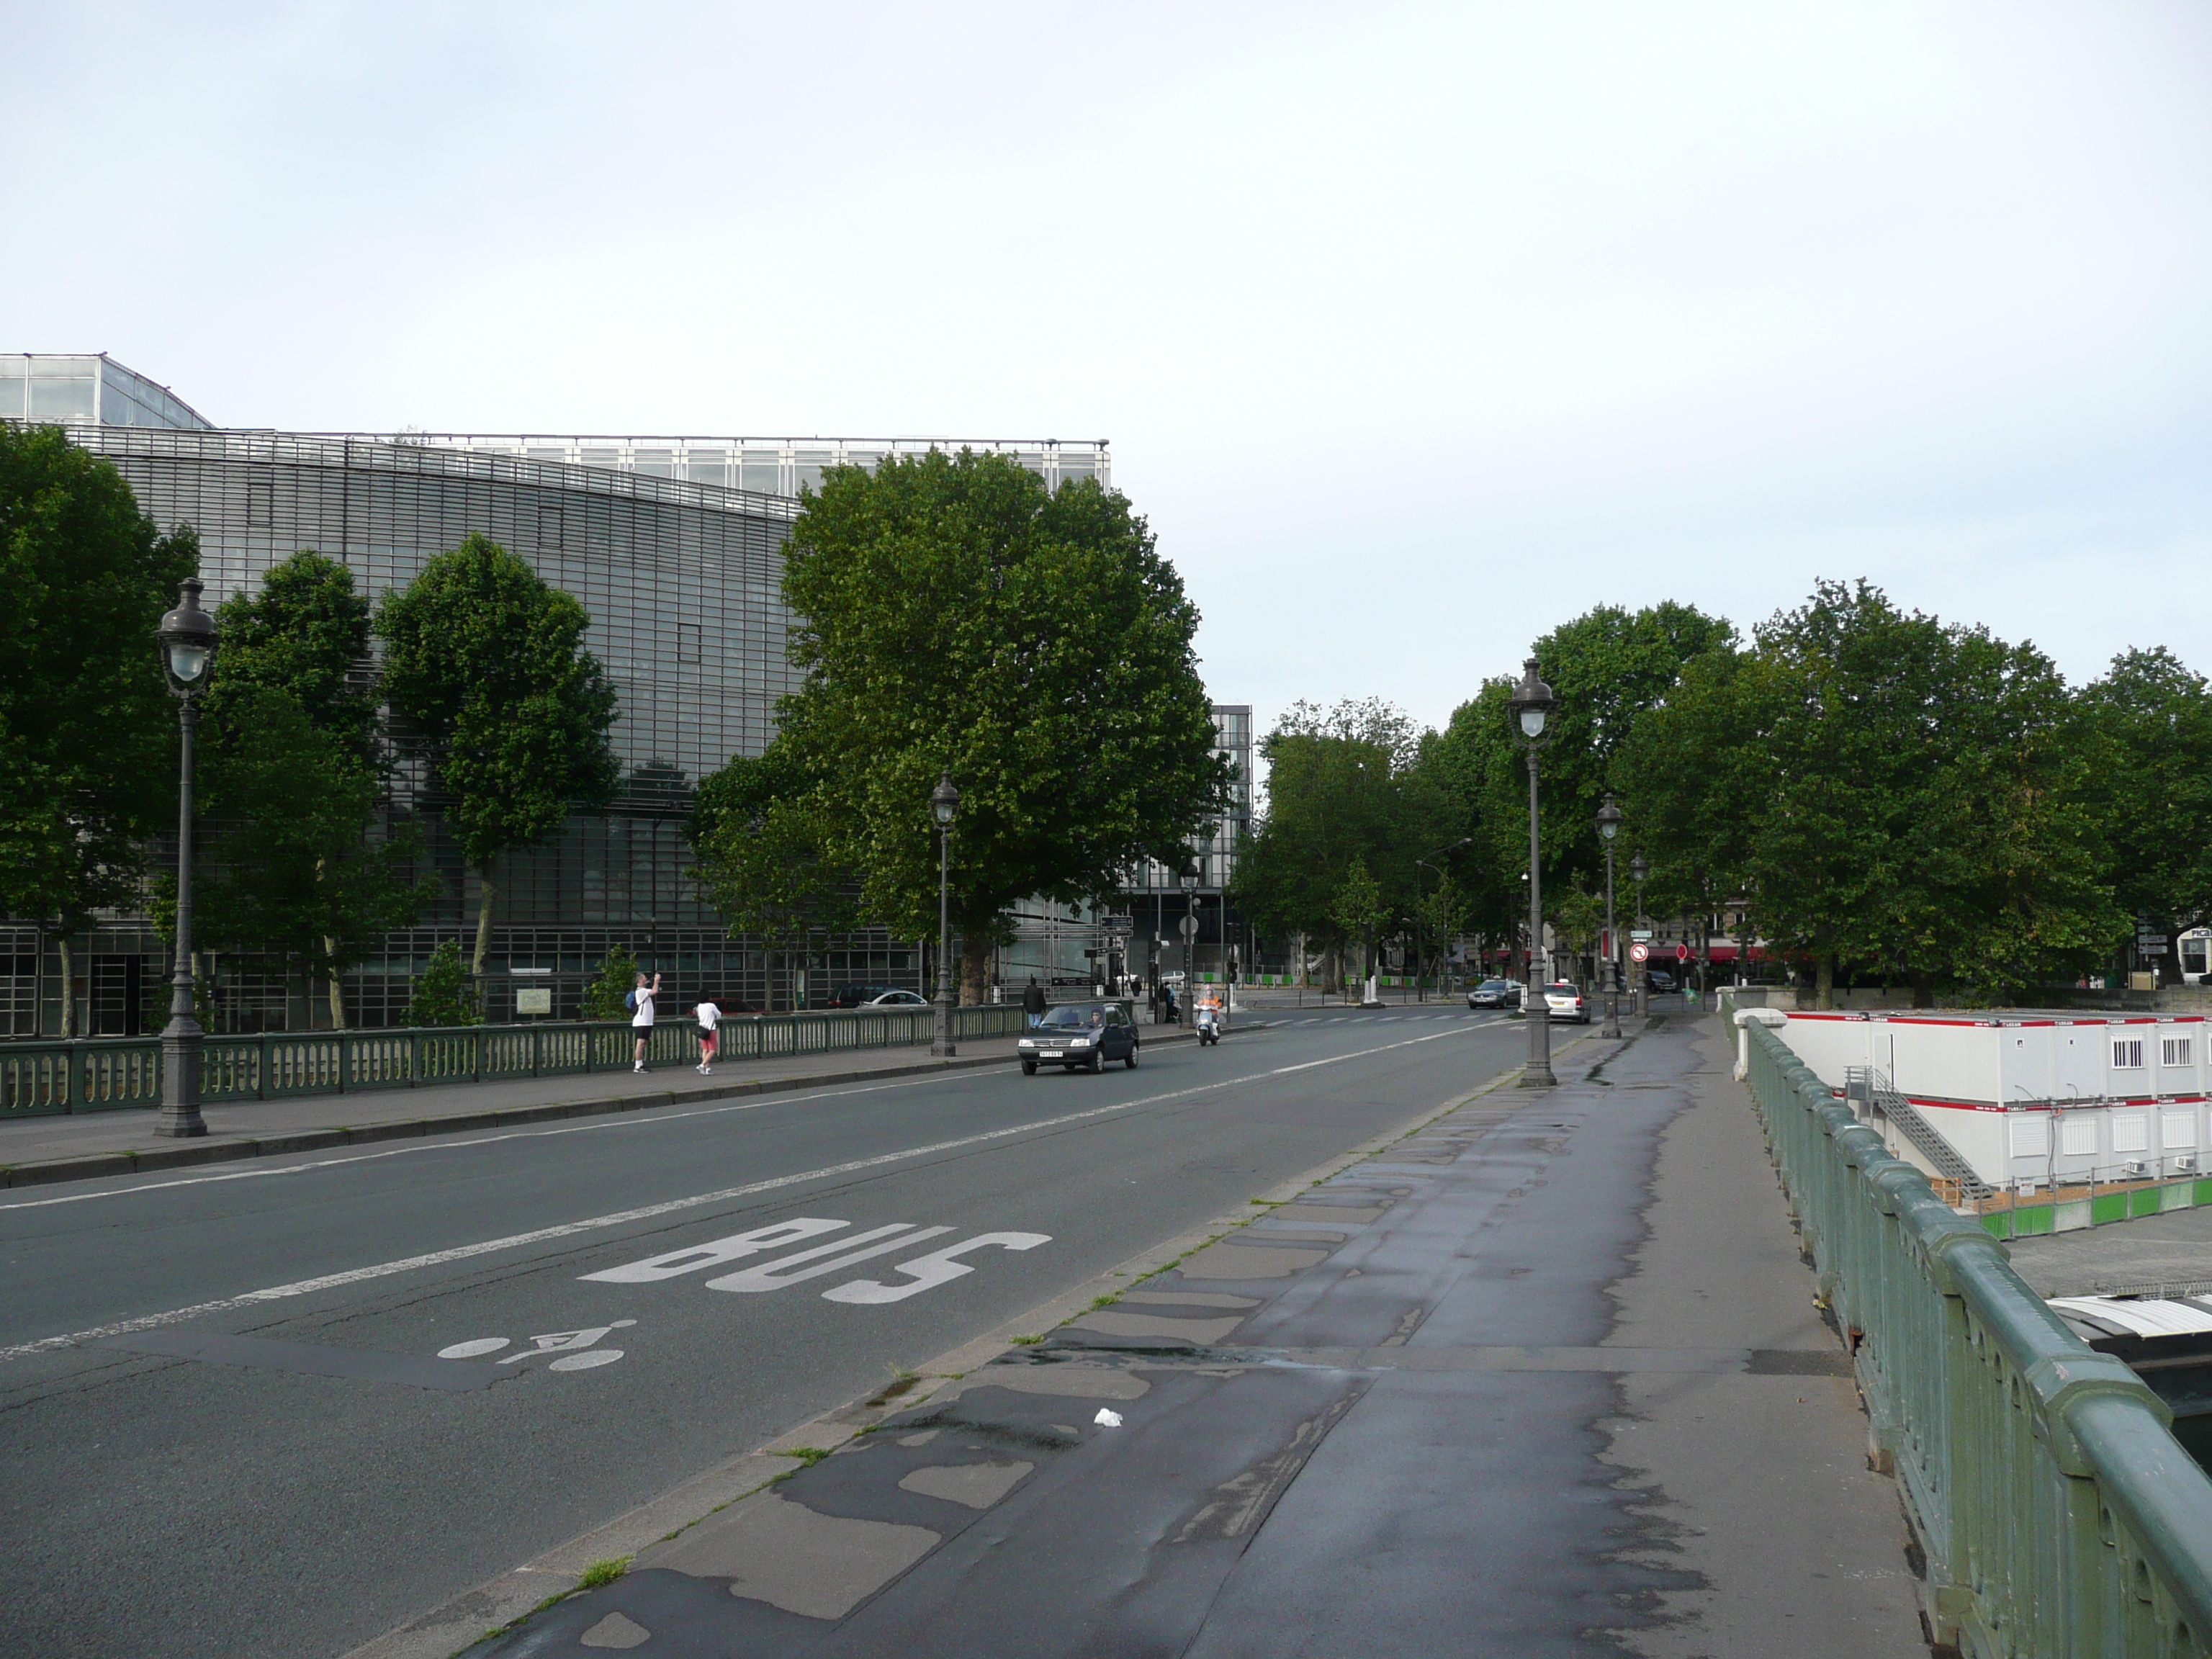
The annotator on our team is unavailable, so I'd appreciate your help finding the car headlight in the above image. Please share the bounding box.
[1069,1036,1094,1048]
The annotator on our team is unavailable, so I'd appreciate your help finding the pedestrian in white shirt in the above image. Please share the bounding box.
[695,996,721,1074]
[630,971,661,1071]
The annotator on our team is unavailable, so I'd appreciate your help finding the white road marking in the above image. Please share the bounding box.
[1,1021,1482,1362]
[548,1349,622,1372]
[580,1218,849,1284]
[706,1225,952,1293]
[436,1336,510,1359]
[822,1231,1053,1305]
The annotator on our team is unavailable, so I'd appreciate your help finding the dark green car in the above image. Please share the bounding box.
[1017,1003,1139,1074]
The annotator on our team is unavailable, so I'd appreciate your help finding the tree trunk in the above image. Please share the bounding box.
[58,934,73,1038]
[961,933,990,1007]
[472,866,496,979]
[325,937,347,1029]
[1815,954,1835,1011]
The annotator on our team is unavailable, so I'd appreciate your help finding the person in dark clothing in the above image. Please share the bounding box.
[1022,976,1047,1028]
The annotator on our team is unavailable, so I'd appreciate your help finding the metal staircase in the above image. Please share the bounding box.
[1844,1065,1993,1201]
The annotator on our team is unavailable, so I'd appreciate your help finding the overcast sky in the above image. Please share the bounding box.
[7,1,2208,738]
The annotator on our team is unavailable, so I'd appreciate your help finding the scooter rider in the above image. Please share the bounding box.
[1195,986,1224,1043]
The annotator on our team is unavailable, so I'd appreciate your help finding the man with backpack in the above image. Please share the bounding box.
[629,971,662,1072]
[1022,976,1047,1028]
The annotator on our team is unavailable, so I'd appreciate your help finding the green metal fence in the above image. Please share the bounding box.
[1745,1017,2212,1658]
[0,1004,1032,1118]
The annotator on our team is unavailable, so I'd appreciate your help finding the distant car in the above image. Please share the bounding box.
[1644,968,1677,995]
[1542,981,1591,1023]
[1017,1002,1140,1074]
[828,984,895,1008]
[1467,978,1521,1010]
[861,989,928,1007]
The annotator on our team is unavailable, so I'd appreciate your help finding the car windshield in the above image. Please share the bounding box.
[1039,1004,1105,1028]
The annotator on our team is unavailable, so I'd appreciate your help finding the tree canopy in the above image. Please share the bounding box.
[0,424,197,1031]
[1617,580,2123,1002]
[695,450,1230,1000]
[377,534,621,975]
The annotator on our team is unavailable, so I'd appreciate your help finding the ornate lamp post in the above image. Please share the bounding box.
[1596,794,1624,1038]
[1629,851,1650,1017]
[154,577,218,1138]
[930,773,959,1056]
[1179,859,1201,992]
[1508,658,1557,1087]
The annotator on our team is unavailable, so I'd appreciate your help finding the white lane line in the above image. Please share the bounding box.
[1,1022,1485,1362]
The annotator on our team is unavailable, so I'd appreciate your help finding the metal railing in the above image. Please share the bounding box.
[0,1004,1031,1118]
[1747,1017,2212,1658]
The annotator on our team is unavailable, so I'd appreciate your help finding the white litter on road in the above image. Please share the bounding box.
[1094,1408,1124,1427]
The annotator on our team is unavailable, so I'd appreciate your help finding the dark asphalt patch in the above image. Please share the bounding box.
[93,1331,503,1392]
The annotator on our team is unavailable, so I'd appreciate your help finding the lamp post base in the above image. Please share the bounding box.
[156,1022,207,1136]
[1600,992,1622,1040]
[930,994,956,1058]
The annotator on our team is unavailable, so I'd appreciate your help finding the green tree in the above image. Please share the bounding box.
[171,552,431,1026]
[2070,647,2212,980]
[1329,856,1388,988]
[1411,872,1469,994]
[1420,603,1736,953]
[403,940,478,1027]
[377,534,621,979]
[757,450,1230,1001]
[1620,581,2123,1004]
[1231,698,1449,986]
[0,424,197,1034]
[582,943,642,1020]
[688,742,855,1010]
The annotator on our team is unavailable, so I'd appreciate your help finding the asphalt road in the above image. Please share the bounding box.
[0,1007,1529,1659]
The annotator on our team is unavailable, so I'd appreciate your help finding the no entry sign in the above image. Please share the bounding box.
[1629,943,1649,963]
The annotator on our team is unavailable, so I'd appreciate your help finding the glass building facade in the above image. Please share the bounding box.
[1,354,1223,1034]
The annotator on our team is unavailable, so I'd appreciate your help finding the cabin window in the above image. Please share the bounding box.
[2113,1038,2145,1069]
[2162,1035,2193,1068]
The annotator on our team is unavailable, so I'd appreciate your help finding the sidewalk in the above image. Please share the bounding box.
[455,1016,1929,1658]
[0,1023,1219,1190]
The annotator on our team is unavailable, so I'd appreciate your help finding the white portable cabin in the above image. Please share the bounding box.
[1773,1012,2209,1191]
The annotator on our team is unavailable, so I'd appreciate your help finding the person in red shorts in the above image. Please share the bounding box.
[694,994,721,1074]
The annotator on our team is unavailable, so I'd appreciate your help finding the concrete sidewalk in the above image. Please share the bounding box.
[0,1024,1222,1190]
[457,1015,1929,1658]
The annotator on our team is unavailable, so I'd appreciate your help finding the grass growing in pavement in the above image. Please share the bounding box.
[1010,1334,1044,1345]
[577,1557,629,1591]
[783,1446,834,1466]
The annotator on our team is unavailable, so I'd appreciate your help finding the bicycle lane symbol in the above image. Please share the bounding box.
[436,1320,637,1371]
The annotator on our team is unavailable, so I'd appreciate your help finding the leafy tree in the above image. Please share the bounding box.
[688,742,855,1009]
[377,534,621,979]
[1329,855,1387,987]
[165,552,432,1025]
[1411,872,1470,993]
[752,450,1229,1002]
[582,943,642,1020]
[1231,698,1450,985]
[2070,648,2212,980]
[403,940,478,1027]
[1619,581,2122,1004]
[0,424,197,1035]
[1419,603,1736,954]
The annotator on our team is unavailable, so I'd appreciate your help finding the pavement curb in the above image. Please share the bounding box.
[0,1025,1246,1193]
[341,1023,1573,1659]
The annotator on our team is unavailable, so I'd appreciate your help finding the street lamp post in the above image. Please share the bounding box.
[1179,860,1200,993]
[930,773,959,1056]
[1596,794,1624,1039]
[155,577,218,1138]
[1508,658,1557,1087]
[1629,851,1650,1017]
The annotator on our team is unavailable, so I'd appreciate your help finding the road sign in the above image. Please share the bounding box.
[1629,943,1650,963]
[1179,915,1198,939]
[1676,943,1691,961]
[1629,930,1653,942]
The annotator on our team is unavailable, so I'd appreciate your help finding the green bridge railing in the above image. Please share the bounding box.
[0,1003,1033,1118]
[1745,1017,2212,1658]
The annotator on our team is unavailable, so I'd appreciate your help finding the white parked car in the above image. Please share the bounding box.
[862,989,929,1007]
[1542,982,1591,1023]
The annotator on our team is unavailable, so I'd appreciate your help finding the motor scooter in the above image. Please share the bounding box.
[1195,1004,1221,1046]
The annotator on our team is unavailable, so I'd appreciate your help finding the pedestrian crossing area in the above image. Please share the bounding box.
[1280,1011,1485,1025]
